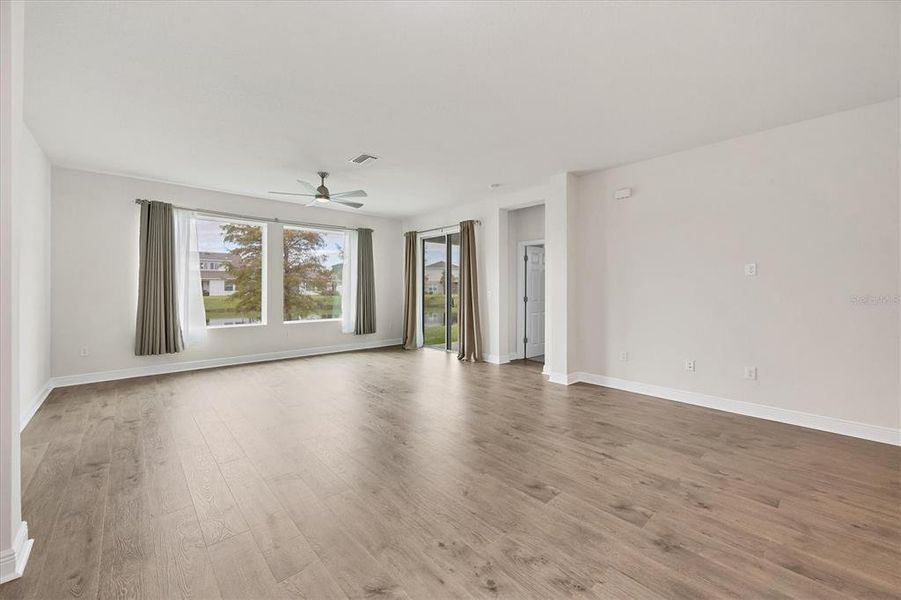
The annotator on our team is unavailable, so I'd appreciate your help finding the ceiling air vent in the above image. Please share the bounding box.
[348,153,379,166]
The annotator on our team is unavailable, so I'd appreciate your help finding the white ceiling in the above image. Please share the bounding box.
[25,1,899,218]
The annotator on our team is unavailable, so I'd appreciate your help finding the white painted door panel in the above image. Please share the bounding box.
[525,246,545,358]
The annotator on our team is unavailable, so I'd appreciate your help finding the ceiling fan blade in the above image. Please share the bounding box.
[331,189,367,199]
[269,191,316,197]
[329,199,364,209]
[296,179,318,194]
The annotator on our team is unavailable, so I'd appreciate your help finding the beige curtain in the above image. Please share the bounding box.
[135,200,183,355]
[355,228,376,334]
[457,220,482,361]
[402,231,418,349]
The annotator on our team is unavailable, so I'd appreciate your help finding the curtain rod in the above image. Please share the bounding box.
[416,220,481,236]
[134,199,360,232]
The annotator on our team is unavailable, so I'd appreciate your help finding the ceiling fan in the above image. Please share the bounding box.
[269,171,366,209]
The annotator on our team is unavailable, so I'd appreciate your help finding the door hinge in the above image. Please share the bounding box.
[523,296,528,302]
[523,254,529,262]
[523,336,528,344]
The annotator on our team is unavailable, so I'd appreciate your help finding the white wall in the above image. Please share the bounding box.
[51,167,403,380]
[571,100,900,431]
[15,127,52,422]
[508,204,545,242]
[506,204,545,356]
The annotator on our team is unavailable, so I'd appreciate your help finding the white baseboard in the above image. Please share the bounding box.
[52,338,403,388]
[568,372,901,446]
[0,521,32,584]
[20,380,53,431]
[484,353,515,365]
[546,371,577,385]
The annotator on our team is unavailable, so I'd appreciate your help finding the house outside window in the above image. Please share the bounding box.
[196,217,266,326]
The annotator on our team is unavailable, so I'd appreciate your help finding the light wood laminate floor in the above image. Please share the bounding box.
[1,348,899,599]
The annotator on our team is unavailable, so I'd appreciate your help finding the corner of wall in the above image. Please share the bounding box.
[542,172,572,377]
[0,0,32,583]
[19,379,53,432]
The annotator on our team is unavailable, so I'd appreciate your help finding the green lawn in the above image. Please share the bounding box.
[423,292,459,346]
[203,295,260,322]
[424,325,459,346]
[424,293,447,310]
[203,294,341,323]
[205,291,456,336]
[285,295,341,321]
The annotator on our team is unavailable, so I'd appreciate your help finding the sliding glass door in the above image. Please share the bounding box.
[422,233,460,351]
[422,236,446,348]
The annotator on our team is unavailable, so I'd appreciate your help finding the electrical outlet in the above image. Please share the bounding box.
[685,359,696,372]
[744,263,758,276]
[79,346,89,357]
[619,351,629,362]
[744,366,757,380]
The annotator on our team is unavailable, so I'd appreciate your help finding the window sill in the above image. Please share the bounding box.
[283,318,342,325]
[205,322,266,330]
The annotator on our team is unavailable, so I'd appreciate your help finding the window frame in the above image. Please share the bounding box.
[195,214,268,329]
[282,224,345,325]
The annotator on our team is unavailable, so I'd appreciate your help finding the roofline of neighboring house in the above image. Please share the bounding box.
[200,271,236,281]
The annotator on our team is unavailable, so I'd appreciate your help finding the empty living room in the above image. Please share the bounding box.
[1,1,899,598]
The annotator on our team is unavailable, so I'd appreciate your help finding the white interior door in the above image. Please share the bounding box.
[525,245,545,358]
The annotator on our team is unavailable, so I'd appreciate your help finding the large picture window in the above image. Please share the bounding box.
[284,226,344,322]
[196,217,265,326]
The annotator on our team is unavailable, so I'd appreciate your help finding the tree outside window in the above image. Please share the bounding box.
[283,226,343,322]
[196,218,265,326]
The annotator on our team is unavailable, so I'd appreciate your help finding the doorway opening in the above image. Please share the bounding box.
[518,242,545,363]
[422,232,460,352]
